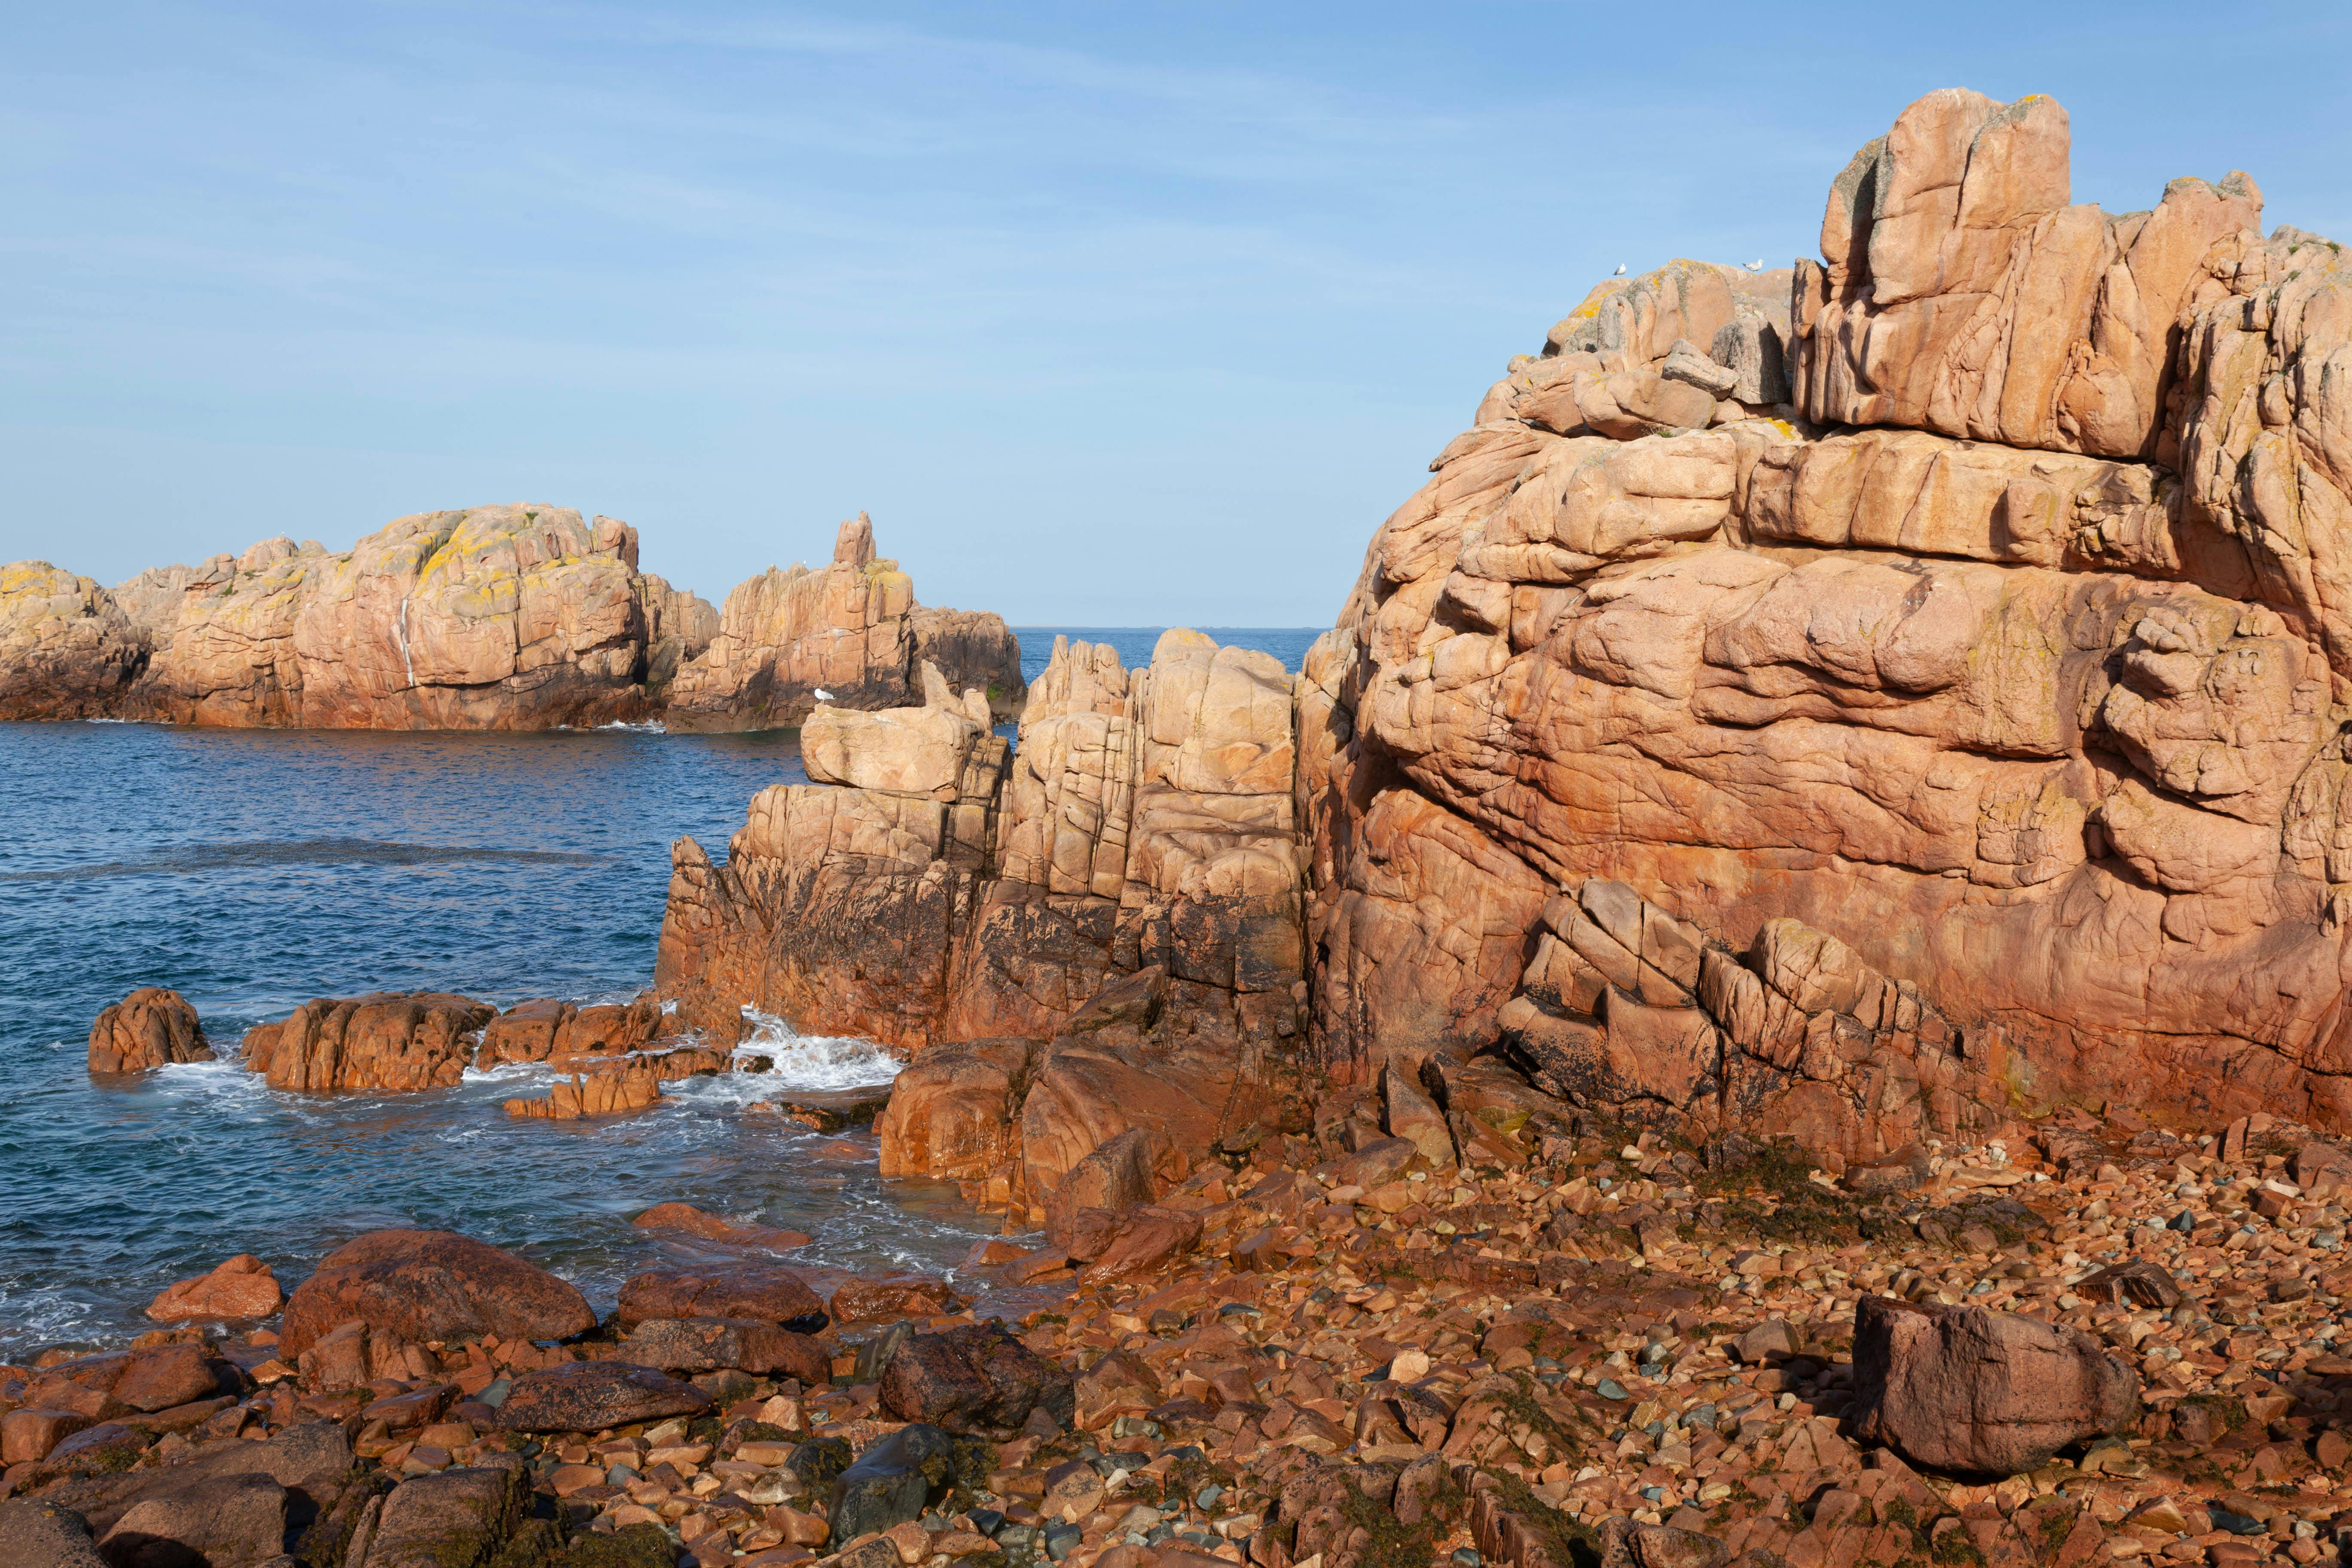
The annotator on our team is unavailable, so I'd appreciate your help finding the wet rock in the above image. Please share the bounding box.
[86,989,213,1076]
[630,1202,812,1250]
[619,1317,831,1382]
[1851,1294,2141,1475]
[362,1456,525,1568]
[615,1264,829,1333]
[503,1067,660,1119]
[830,1275,965,1323]
[241,993,496,1094]
[0,1499,104,1568]
[279,1229,596,1357]
[145,1255,281,1323]
[829,1423,959,1544]
[495,1360,712,1433]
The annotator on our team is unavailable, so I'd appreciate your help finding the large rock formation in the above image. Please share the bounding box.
[1297,86,2352,1149]
[666,88,2352,1196]
[663,513,1025,731]
[0,506,1024,730]
[0,562,146,719]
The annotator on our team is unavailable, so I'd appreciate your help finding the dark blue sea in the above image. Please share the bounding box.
[0,628,1314,1360]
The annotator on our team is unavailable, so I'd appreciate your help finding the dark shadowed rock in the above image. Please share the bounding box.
[830,1423,960,1543]
[98,1473,289,1568]
[614,1263,828,1333]
[880,1323,1074,1433]
[279,1229,594,1357]
[619,1317,831,1382]
[2075,1256,2183,1309]
[1850,1295,2141,1475]
[362,1456,525,1568]
[495,1360,712,1434]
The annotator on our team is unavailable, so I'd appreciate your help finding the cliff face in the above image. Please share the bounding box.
[662,513,1025,732]
[1301,86,2352,1152]
[0,506,1013,730]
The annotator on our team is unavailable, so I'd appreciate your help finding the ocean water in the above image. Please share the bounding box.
[0,626,1318,1360]
[1015,626,1325,684]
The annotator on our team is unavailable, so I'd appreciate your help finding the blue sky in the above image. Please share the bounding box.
[4,3,2347,624]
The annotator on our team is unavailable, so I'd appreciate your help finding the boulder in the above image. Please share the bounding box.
[875,1038,1034,1183]
[145,1255,281,1323]
[614,1265,829,1333]
[879,1323,1075,1433]
[1044,1128,1155,1251]
[495,1361,712,1434]
[3,1410,95,1465]
[31,1344,243,1414]
[503,1065,661,1119]
[360,1458,527,1568]
[1381,1062,1457,1170]
[36,1423,147,1479]
[1078,1206,1203,1284]
[828,1423,962,1545]
[86,989,213,1076]
[619,1318,830,1382]
[1850,1295,2141,1475]
[278,1229,595,1357]
[98,1473,290,1567]
[241,993,494,1093]
[0,1500,105,1568]
[802,701,989,800]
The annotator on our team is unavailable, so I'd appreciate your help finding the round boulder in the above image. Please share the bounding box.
[280,1229,594,1358]
[89,988,214,1076]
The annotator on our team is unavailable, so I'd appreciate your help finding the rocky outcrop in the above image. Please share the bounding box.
[663,513,1024,731]
[1294,86,2352,1143]
[0,562,147,719]
[86,988,213,1076]
[4,505,729,728]
[240,993,495,1093]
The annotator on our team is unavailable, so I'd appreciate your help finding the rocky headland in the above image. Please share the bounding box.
[17,85,2352,1568]
[0,507,1023,730]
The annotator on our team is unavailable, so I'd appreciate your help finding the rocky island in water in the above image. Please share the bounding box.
[12,87,2352,1568]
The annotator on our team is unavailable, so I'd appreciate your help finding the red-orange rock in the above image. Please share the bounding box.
[88,988,214,1076]
[829,1275,966,1323]
[278,1229,595,1358]
[1851,1295,2141,1475]
[241,993,493,1093]
[614,1265,828,1333]
[145,1255,281,1323]
[630,1203,810,1250]
[664,513,1022,731]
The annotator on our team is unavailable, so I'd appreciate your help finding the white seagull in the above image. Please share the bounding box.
[1744,258,1765,271]
[813,688,834,702]
[1613,263,1626,275]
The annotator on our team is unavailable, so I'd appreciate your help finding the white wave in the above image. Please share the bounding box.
[736,1009,904,1091]
[149,1058,272,1106]
[594,720,667,734]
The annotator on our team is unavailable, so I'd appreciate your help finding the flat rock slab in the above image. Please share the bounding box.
[615,1264,828,1333]
[619,1317,830,1382]
[495,1361,712,1434]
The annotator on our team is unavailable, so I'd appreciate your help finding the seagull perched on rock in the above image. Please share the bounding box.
[813,688,834,702]
[1613,263,1626,275]
[1744,258,1764,271]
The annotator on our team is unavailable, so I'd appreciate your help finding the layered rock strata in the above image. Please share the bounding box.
[662,513,1025,731]
[0,507,1017,730]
